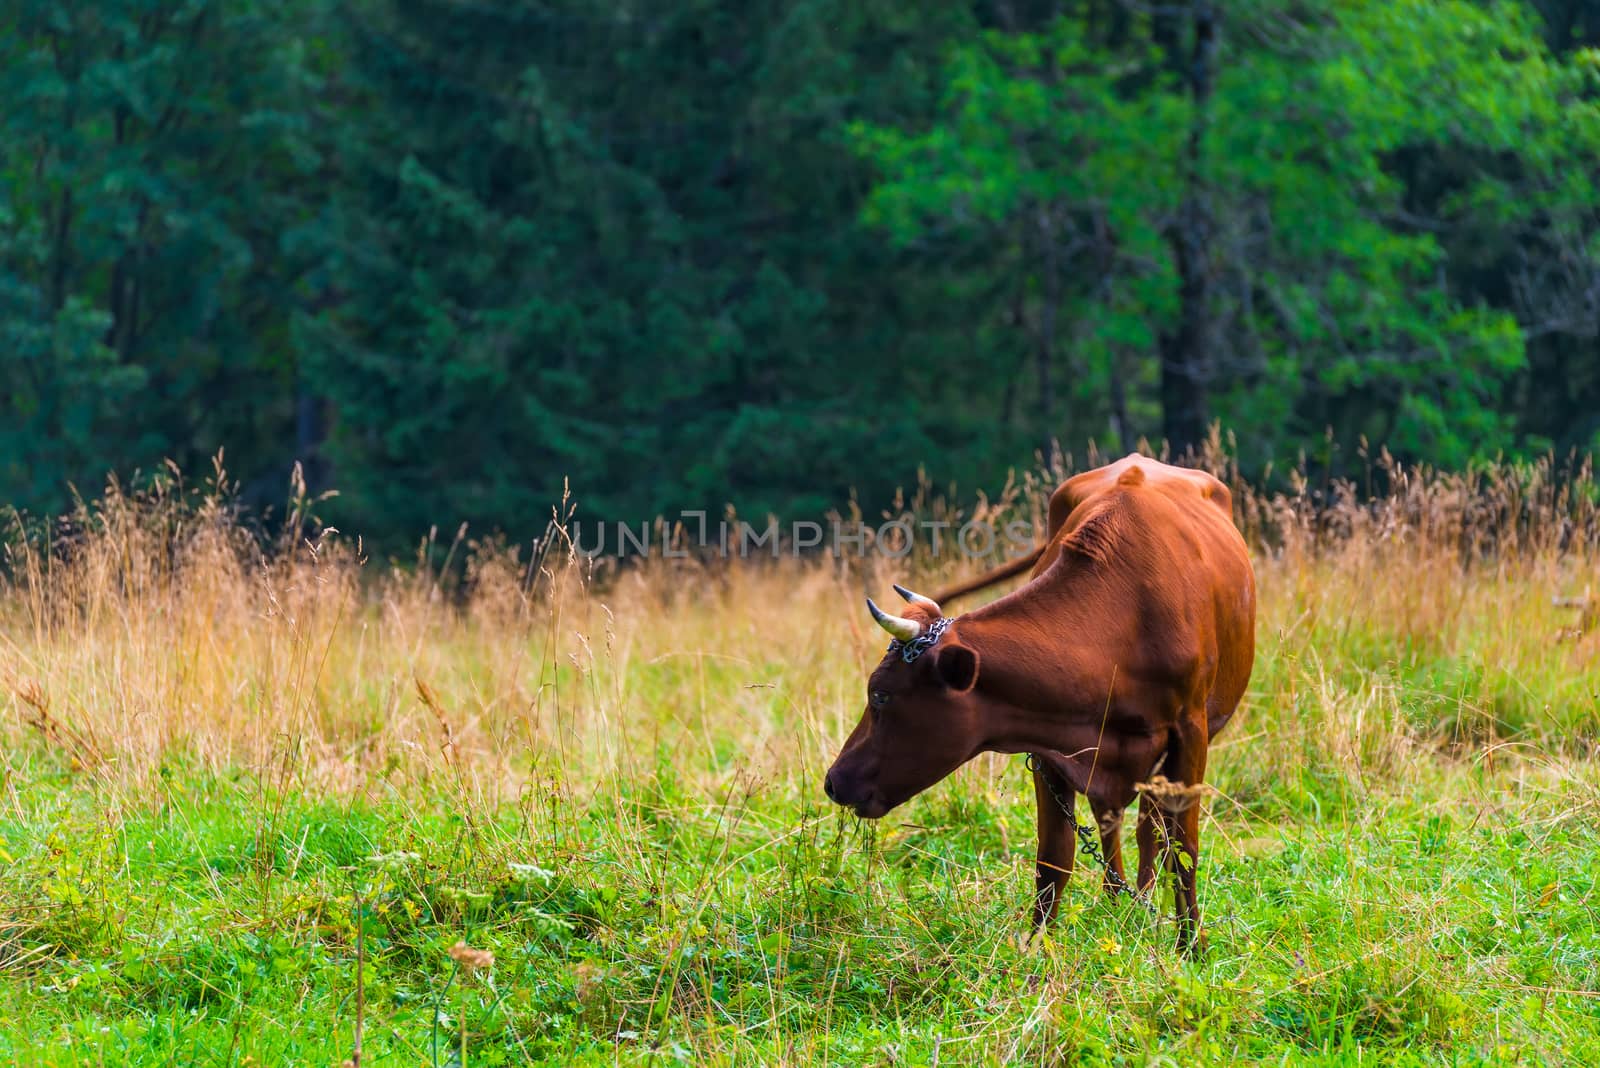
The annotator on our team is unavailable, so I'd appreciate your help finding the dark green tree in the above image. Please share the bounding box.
[0,0,335,511]
[303,0,984,539]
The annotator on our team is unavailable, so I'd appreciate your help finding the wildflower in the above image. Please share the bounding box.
[448,941,494,975]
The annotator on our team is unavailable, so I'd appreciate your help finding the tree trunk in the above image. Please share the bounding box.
[1092,207,1129,450]
[1160,0,1217,457]
[1002,279,1023,430]
[297,287,345,494]
[1109,361,1130,453]
[1036,207,1060,464]
[295,385,331,492]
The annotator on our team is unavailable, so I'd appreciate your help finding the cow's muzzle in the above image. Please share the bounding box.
[824,770,888,818]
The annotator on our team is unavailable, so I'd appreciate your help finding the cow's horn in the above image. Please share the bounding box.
[892,583,942,615]
[866,597,923,641]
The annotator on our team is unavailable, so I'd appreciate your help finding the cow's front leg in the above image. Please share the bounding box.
[1135,796,1159,893]
[1031,757,1075,926]
[1089,799,1128,896]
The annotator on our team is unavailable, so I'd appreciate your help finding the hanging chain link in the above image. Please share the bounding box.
[1026,753,1158,917]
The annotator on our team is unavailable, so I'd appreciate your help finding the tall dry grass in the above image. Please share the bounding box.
[2,448,1597,807]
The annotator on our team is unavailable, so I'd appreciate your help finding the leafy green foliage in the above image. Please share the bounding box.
[856,0,1600,469]
[3,0,1600,543]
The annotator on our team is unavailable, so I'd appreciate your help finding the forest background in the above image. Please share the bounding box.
[6,0,1600,544]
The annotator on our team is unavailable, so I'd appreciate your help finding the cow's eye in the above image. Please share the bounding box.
[870,691,889,709]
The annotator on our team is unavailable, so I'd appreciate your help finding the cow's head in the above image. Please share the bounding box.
[823,585,984,818]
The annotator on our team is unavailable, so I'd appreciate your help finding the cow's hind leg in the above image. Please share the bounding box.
[1031,758,1075,927]
[1162,719,1210,956]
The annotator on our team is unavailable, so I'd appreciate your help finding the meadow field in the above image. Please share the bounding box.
[2,456,1599,1066]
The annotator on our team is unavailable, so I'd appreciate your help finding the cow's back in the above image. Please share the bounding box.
[1044,455,1233,537]
[1034,456,1255,734]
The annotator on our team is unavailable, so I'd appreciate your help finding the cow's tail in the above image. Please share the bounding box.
[931,543,1047,605]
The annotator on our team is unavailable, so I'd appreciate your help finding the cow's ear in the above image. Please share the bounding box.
[935,642,979,693]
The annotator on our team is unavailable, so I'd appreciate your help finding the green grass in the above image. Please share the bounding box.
[4,467,1600,1064]
[3,716,1598,1065]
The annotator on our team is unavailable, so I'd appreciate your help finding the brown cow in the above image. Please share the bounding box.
[823,455,1255,953]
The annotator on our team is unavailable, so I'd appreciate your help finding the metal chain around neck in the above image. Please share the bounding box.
[1026,753,1158,917]
[885,615,953,664]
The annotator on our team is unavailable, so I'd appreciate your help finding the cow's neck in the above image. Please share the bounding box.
[950,570,1137,799]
